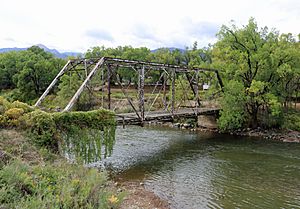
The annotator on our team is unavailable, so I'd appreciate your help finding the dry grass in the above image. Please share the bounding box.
[0,129,44,165]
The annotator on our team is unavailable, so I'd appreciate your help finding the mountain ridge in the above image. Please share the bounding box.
[0,44,82,59]
[0,45,186,58]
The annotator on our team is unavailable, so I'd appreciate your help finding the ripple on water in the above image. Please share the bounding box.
[92,126,300,209]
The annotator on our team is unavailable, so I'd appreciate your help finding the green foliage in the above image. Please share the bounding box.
[0,99,116,162]
[0,98,34,127]
[0,96,10,114]
[0,160,123,209]
[282,111,300,131]
[53,73,83,109]
[10,101,34,113]
[53,109,116,162]
[213,18,300,129]
[169,75,194,104]
[218,80,246,131]
[24,110,57,149]
[0,115,7,128]
[23,109,116,162]
[4,108,24,126]
[0,46,66,103]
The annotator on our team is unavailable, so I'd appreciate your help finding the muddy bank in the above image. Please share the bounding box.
[117,181,170,209]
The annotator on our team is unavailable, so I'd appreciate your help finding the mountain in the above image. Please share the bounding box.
[151,47,185,53]
[0,44,82,59]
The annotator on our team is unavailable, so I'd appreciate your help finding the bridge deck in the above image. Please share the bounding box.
[116,108,219,125]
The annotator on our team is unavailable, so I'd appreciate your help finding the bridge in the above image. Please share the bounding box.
[35,57,223,125]
[116,108,219,126]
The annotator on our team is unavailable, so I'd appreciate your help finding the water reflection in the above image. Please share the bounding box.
[95,126,300,209]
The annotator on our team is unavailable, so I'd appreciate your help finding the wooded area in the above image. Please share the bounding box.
[0,18,299,131]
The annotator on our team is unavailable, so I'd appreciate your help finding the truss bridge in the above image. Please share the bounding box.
[35,57,223,125]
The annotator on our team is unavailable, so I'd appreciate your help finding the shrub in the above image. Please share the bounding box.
[24,110,57,150]
[217,80,246,131]
[0,96,10,115]
[0,115,8,127]
[4,108,24,120]
[0,160,123,209]
[10,101,34,113]
[282,111,300,131]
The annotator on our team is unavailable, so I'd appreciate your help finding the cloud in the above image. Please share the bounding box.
[4,37,16,42]
[85,29,114,42]
[183,19,220,38]
[131,24,158,41]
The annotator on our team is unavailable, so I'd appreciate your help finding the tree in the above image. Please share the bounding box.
[0,51,25,89]
[13,46,65,102]
[218,80,246,131]
[213,18,300,129]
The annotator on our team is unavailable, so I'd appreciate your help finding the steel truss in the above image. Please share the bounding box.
[35,57,223,123]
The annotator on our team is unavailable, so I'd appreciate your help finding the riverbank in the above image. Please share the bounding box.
[0,129,123,208]
[118,181,170,209]
[231,128,300,143]
[0,129,170,208]
[149,121,300,143]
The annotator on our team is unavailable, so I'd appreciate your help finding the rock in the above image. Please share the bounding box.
[173,123,180,127]
[183,123,192,128]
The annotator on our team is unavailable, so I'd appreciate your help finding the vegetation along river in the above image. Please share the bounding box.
[92,126,300,209]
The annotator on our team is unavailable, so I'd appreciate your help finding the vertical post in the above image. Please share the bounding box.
[163,71,167,110]
[101,67,104,108]
[195,70,199,113]
[171,69,176,118]
[84,59,88,77]
[138,65,145,123]
[107,65,111,110]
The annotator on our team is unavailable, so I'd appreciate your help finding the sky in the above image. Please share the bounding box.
[0,0,299,53]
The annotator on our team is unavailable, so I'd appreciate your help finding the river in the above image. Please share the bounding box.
[93,126,300,209]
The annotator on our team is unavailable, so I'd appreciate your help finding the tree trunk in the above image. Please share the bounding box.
[251,104,259,128]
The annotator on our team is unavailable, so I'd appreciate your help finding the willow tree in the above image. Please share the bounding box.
[213,18,300,129]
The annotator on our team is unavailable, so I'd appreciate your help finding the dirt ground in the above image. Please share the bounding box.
[118,181,170,209]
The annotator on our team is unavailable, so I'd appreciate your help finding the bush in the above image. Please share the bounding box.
[0,115,8,128]
[0,160,123,209]
[0,96,10,115]
[24,110,57,150]
[282,111,300,131]
[10,101,34,113]
[4,108,24,120]
[217,80,246,131]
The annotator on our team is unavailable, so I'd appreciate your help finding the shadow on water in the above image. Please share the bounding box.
[90,126,300,209]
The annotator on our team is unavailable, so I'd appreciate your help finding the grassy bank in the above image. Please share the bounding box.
[0,129,124,209]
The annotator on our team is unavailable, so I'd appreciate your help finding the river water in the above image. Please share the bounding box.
[93,126,300,209]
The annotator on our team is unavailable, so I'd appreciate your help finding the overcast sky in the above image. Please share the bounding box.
[1,0,299,52]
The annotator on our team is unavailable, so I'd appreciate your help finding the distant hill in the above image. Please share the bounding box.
[151,47,185,53]
[0,45,186,58]
[0,44,82,59]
